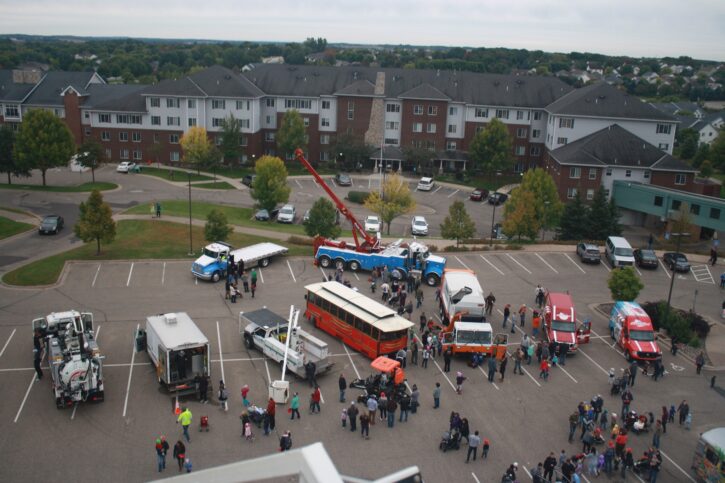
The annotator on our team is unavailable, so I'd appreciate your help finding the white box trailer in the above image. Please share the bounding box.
[439,268,487,325]
[145,312,210,395]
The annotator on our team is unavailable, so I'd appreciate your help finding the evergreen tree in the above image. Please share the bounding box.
[304,198,341,239]
[586,187,611,240]
[204,209,232,242]
[0,125,30,184]
[556,191,589,240]
[608,198,622,236]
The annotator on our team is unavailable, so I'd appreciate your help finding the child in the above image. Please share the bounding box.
[184,458,192,473]
[482,438,490,458]
[341,408,348,428]
[218,380,228,411]
[668,405,676,423]
[241,384,250,407]
[251,281,257,298]
[685,412,692,430]
[551,354,559,367]
[244,421,254,442]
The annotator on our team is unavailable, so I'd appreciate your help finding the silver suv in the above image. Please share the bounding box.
[277,204,296,223]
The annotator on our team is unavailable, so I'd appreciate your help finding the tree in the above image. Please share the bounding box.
[468,118,513,178]
[204,209,232,242]
[76,139,105,183]
[699,159,714,178]
[711,131,725,170]
[180,126,215,174]
[74,190,116,255]
[333,133,373,170]
[304,198,341,239]
[502,189,539,240]
[250,155,290,212]
[586,187,612,240]
[556,191,589,240]
[692,143,710,168]
[607,198,622,236]
[517,168,563,233]
[220,115,241,165]
[403,146,436,176]
[608,267,643,301]
[276,110,307,161]
[13,109,75,186]
[676,128,698,160]
[440,200,476,246]
[0,124,30,184]
[364,174,416,235]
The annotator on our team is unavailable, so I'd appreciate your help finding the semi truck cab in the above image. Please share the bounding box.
[610,301,661,361]
[544,292,590,352]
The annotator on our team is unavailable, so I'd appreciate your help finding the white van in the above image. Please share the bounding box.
[417,177,435,191]
[605,236,635,267]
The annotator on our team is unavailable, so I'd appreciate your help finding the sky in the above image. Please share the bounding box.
[1,0,724,61]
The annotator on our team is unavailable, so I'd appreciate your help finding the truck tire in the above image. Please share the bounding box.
[211,271,221,283]
[349,260,361,271]
[319,256,332,268]
[334,259,346,270]
[244,335,253,349]
[625,349,633,362]
[56,397,65,409]
[260,258,270,268]
[425,273,440,286]
[391,268,405,280]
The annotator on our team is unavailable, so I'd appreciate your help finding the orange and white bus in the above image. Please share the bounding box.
[304,281,413,359]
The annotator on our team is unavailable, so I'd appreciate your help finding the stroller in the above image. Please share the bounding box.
[610,376,627,395]
[439,429,461,452]
[247,405,266,428]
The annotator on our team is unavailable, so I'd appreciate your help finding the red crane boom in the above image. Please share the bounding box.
[295,148,380,252]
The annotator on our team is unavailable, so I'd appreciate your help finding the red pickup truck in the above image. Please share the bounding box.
[609,301,661,361]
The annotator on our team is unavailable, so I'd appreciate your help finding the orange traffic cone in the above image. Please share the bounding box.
[174,397,181,416]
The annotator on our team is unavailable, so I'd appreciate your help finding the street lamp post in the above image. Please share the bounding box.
[663,231,687,326]
[187,172,193,256]
[489,201,497,247]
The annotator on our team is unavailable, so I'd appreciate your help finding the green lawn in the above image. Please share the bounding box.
[193,181,236,190]
[138,167,212,182]
[0,216,34,240]
[2,219,310,286]
[0,206,34,216]
[0,182,117,192]
[434,173,523,191]
[213,164,337,178]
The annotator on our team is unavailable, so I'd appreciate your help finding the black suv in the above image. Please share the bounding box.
[242,174,256,187]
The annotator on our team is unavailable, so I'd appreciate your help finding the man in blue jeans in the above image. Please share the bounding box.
[338,374,346,403]
[387,399,397,427]
[433,383,441,408]
[466,431,481,463]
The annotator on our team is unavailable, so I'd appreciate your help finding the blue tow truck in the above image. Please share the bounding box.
[191,241,288,282]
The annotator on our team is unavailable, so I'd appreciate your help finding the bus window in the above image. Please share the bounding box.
[705,447,719,465]
[307,293,316,305]
[345,312,355,325]
[380,329,405,341]
[329,304,338,318]
[355,318,371,336]
[370,328,379,340]
[321,299,330,313]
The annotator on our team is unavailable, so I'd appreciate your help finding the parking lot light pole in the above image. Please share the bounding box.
[663,231,687,327]
[489,201,497,247]
[188,172,193,256]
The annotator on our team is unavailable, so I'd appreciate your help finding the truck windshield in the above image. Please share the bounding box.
[630,330,655,341]
[551,321,576,332]
[203,248,219,258]
[456,330,492,345]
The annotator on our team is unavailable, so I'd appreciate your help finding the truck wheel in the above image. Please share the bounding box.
[211,271,221,283]
[334,259,345,270]
[425,273,440,286]
[244,335,253,349]
[319,256,332,268]
[349,260,360,271]
[391,268,405,280]
[625,350,633,362]
[56,397,64,409]
[260,258,270,268]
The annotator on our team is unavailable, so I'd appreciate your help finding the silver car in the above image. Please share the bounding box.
[277,204,296,223]
[411,216,429,236]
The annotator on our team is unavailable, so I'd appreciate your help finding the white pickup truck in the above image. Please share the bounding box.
[191,241,288,282]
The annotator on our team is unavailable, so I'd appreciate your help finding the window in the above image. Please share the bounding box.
[414,105,423,115]
[625,170,632,177]
[559,118,575,128]
[446,141,457,151]
[132,132,141,143]
[119,132,129,142]
[671,200,681,211]
[104,148,111,159]
[447,124,456,134]
[285,99,312,110]
[188,117,197,127]
[411,140,423,148]
[151,116,161,126]
[690,204,700,216]
[644,170,651,179]
[428,106,438,116]
[557,137,568,145]
[533,111,542,120]
[675,174,686,185]
[120,149,129,159]
[427,123,437,133]
[384,138,399,145]
[425,140,436,150]
[606,167,612,176]
[567,187,578,199]
[188,99,196,109]
[589,168,597,180]
[531,129,541,139]
[166,98,180,108]
[474,108,488,118]
[412,123,423,133]
[266,115,272,125]
[385,121,399,130]
[266,98,275,107]
[321,118,330,127]
[530,145,541,156]
[133,150,142,161]
[496,109,509,119]
[84,127,91,136]
[170,152,180,162]
[240,119,250,129]
[513,162,525,173]
[215,136,223,146]
[240,136,248,147]
[516,111,524,120]
[212,118,224,127]
[303,118,310,127]
[150,97,160,108]
[347,101,354,120]
[656,123,672,134]
[116,114,141,125]
[449,106,458,116]
[320,151,330,162]
[84,112,90,119]
[212,99,226,110]
[99,113,111,123]
[101,131,110,141]
[654,196,663,207]
[515,146,526,156]
[153,134,159,143]
[586,189,595,200]
[658,143,669,150]
[710,208,721,220]
[265,132,275,142]
[321,100,331,109]
[236,100,249,110]
[516,128,527,138]
[320,134,330,145]
[167,116,180,126]
[169,134,179,144]
[475,125,485,134]
[386,104,400,113]
[569,167,581,179]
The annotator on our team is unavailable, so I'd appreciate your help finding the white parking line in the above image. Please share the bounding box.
[0,328,16,359]
[535,253,558,274]
[71,403,78,420]
[480,255,505,275]
[506,254,532,274]
[319,266,329,280]
[122,323,140,418]
[95,325,101,340]
[556,364,578,383]
[162,262,166,285]
[330,179,337,187]
[286,260,297,283]
[563,254,586,274]
[295,179,303,189]
[264,360,271,384]
[216,321,225,383]
[447,189,459,198]
[471,472,482,483]
[343,343,361,380]
[577,347,609,376]
[634,265,643,276]
[431,358,457,391]
[353,272,360,281]
[477,365,500,390]
[660,449,697,482]
[432,186,443,194]
[258,267,265,283]
[91,264,101,287]
[454,256,470,270]
[126,263,134,286]
[367,178,371,189]
[658,259,672,278]
[13,374,36,423]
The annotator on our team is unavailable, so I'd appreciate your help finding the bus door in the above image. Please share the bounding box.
[577,319,592,345]
[441,331,454,352]
[493,333,508,359]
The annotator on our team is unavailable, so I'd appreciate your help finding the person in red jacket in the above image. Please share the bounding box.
[266,397,276,431]
[310,386,321,413]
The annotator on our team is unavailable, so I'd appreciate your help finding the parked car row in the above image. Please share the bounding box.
[576,237,691,272]
[469,188,508,205]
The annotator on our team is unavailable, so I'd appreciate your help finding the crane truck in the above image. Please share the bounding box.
[294,148,446,286]
[32,311,105,408]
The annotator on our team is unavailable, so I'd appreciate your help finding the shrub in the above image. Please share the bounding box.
[689,312,712,338]
[426,244,439,252]
[287,235,314,246]
[688,336,701,348]
[347,191,371,204]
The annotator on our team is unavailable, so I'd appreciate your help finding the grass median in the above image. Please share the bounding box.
[2,219,310,286]
[192,181,236,190]
[138,167,212,182]
[0,216,34,240]
[0,182,117,192]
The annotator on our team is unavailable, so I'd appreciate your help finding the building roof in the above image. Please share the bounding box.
[188,65,265,98]
[141,76,206,97]
[549,124,696,172]
[84,84,148,112]
[546,82,675,121]
[370,145,404,160]
[334,79,376,96]
[0,70,37,102]
[398,83,450,101]
[23,71,101,106]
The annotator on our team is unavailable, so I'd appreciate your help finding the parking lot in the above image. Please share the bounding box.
[0,249,723,482]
